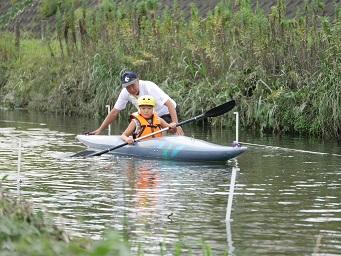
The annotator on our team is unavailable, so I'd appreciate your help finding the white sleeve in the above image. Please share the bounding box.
[146,82,170,106]
[114,89,130,110]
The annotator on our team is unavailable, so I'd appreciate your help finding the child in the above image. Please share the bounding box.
[121,95,176,144]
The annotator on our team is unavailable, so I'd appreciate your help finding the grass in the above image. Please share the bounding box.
[0,0,340,140]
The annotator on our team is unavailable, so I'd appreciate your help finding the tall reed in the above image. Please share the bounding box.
[1,0,340,139]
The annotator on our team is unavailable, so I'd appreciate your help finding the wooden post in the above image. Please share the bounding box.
[41,20,45,40]
[106,105,111,135]
[17,138,22,198]
[226,167,238,222]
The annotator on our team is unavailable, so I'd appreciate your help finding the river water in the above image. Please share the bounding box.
[1,109,340,255]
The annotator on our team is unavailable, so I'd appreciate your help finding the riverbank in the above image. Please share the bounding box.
[0,184,133,255]
[2,183,217,255]
[1,0,340,140]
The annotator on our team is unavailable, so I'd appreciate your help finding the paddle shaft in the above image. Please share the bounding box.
[87,100,235,157]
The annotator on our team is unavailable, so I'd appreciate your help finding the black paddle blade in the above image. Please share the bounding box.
[71,149,97,157]
[205,100,236,118]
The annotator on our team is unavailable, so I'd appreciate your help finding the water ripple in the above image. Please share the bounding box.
[1,111,341,255]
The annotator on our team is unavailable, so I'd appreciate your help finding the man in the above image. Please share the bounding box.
[89,71,184,135]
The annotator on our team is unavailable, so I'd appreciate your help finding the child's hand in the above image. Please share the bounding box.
[125,136,135,144]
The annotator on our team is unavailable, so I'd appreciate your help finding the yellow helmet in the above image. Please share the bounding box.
[137,95,156,107]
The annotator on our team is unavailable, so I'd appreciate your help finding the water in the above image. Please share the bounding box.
[1,109,340,255]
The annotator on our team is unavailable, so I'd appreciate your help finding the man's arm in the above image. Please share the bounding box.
[164,99,178,123]
[164,99,184,135]
[89,108,120,135]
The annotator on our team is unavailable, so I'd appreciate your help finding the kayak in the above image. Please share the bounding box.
[76,135,247,162]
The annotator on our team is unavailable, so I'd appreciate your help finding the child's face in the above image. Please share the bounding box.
[139,105,153,118]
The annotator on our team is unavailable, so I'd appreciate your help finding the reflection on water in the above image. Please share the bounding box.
[1,109,341,255]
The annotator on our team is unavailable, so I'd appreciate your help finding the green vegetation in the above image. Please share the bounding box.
[0,0,33,30]
[0,186,130,255]
[0,0,340,139]
[0,180,218,255]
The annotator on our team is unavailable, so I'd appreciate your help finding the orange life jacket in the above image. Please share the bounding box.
[130,112,162,139]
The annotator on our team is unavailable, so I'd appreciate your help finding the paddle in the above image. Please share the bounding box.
[73,99,236,157]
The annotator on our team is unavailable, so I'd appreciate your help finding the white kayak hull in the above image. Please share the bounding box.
[76,135,246,162]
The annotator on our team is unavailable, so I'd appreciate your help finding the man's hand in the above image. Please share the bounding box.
[175,126,184,136]
[168,123,184,136]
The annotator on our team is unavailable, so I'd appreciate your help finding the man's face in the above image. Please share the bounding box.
[126,81,139,96]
